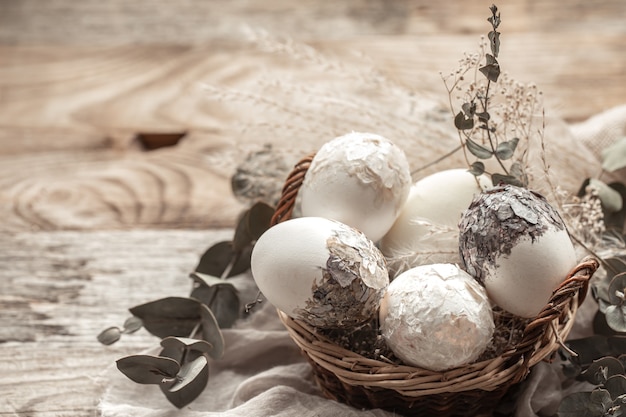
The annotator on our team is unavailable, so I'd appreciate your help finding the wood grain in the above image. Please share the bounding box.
[0,230,233,416]
[1,0,625,415]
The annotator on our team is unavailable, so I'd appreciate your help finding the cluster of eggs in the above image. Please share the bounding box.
[251,132,577,372]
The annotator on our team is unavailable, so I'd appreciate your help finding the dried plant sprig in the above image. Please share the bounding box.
[438,4,543,188]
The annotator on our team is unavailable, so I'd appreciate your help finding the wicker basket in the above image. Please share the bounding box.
[270,155,600,417]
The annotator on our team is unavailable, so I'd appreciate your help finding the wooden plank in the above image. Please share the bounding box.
[0,230,233,416]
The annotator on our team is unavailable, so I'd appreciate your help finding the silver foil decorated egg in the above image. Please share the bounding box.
[458,185,577,318]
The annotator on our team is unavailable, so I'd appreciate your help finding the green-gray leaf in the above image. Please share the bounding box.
[161,355,209,408]
[491,173,524,187]
[195,241,252,278]
[466,138,493,159]
[606,304,626,333]
[232,202,274,252]
[589,178,623,213]
[564,336,614,367]
[190,272,241,329]
[161,336,214,354]
[479,54,500,82]
[495,138,519,160]
[509,161,528,187]
[462,102,476,117]
[97,327,122,345]
[558,390,610,417]
[608,273,626,305]
[469,161,485,176]
[130,297,203,339]
[580,357,624,385]
[488,30,500,58]
[454,111,475,130]
[247,201,275,241]
[117,355,180,385]
[605,375,626,400]
[123,316,143,334]
[200,305,225,360]
[602,137,626,172]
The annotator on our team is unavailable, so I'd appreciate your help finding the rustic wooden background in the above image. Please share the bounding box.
[1,0,625,415]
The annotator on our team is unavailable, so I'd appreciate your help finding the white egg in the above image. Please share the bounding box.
[379,263,494,371]
[297,132,412,242]
[251,217,389,329]
[379,169,491,276]
[459,185,577,318]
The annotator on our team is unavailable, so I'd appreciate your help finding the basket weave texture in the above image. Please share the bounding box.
[270,155,599,417]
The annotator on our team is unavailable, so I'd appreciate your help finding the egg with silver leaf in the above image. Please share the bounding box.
[379,263,494,371]
[458,184,577,318]
[296,132,412,242]
[251,216,389,329]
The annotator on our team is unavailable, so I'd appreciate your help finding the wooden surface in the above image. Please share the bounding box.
[1,0,626,415]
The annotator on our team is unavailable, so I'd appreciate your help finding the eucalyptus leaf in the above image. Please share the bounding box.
[491,173,524,187]
[558,390,611,417]
[601,137,626,172]
[159,345,203,365]
[116,355,180,385]
[195,241,252,278]
[479,54,500,82]
[488,30,500,57]
[200,304,225,360]
[509,161,528,187]
[592,277,612,307]
[232,202,274,252]
[190,277,241,329]
[488,5,500,29]
[606,304,626,333]
[565,336,615,367]
[589,178,623,213]
[605,375,626,400]
[589,388,615,411]
[191,272,233,288]
[161,336,214,354]
[580,357,625,385]
[577,178,592,198]
[598,298,612,315]
[476,111,490,122]
[495,138,519,160]
[466,138,493,159]
[233,209,254,251]
[461,102,472,115]
[562,361,583,379]
[593,309,620,336]
[191,272,241,328]
[247,201,275,241]
[604,182,626,231]
[603,257,626,280]
[123,316,143,334]
[608,273,626,305]
[454,111,475,130]
[130,297,203,338]
[97,326,122,345]
[469,161,485,176]
[161,355,209,408]
[608,337,626,356]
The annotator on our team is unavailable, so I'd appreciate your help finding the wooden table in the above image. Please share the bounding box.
[1,1,625,415]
